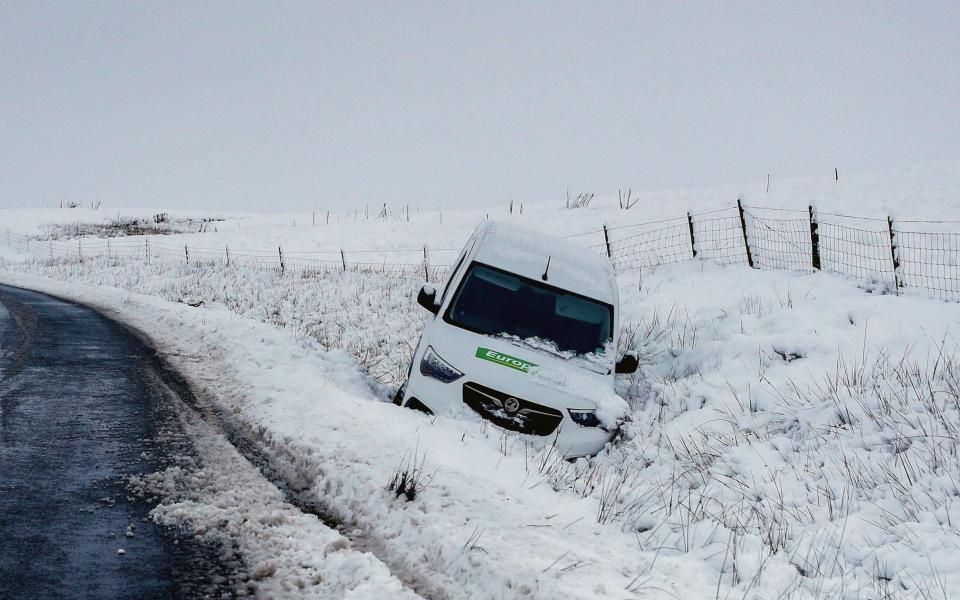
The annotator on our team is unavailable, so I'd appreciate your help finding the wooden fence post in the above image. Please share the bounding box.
[145,239,150,265]
[278,246,284,273]
[887,216,901,294]
[185,245,189,264]
[687,212,697,258]
[737,199,755,268]
[423,246,429,282]
[225,246,230,267]
[340,249,347,272]
[78,239,82,260]
[809,205,821,270]
[602,225,612,258]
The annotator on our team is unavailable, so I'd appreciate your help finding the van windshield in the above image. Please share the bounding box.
[445,263,613,356]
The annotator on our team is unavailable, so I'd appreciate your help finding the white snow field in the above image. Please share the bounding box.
[1,165,960,599]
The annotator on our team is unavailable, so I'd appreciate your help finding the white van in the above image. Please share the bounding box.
[397,221,638,458]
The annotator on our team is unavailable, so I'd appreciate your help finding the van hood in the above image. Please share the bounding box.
[433,326,629,427]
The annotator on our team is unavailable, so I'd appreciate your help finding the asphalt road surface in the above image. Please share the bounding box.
[0,284,230,599]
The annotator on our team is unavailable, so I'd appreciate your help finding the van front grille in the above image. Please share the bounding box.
[462,382,563,436]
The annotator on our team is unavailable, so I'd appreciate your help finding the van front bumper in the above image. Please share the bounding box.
[407,376,616,458]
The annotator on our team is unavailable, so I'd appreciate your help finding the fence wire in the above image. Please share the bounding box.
[817,220,896,289]
[691,212,748,265]
[749,214,814,273]
[3,204,960,303]
[896,229,960,301]
[607,220,691,271]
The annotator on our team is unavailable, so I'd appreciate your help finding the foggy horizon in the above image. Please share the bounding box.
[2,1,958,212]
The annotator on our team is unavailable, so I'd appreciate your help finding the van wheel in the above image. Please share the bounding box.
[392,383,406,406]
[404,398,434,415]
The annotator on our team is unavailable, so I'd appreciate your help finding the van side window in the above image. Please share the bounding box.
[439,242,473,304]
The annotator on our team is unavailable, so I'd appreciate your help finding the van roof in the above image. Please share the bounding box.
[469,221,617,304]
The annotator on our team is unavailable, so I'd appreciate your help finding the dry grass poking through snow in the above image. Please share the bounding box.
[521,276,960,599]
[6,256,424,390]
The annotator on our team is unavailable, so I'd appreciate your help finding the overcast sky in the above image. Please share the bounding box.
[1,1,958,211]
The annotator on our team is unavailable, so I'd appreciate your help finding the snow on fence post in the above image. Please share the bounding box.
[107,239,111,258]
[6,229,10,245]
[687,211,697,258]
[809,205,821,271]
[602,224,612,259]
[278,246,284,274]
[145,239,150,265]
[225,246,230,267]
[423,246,429,282]
[737,199,755,268]
[340,249,347,272]
[78,239,82,260]
[887,216,902,294]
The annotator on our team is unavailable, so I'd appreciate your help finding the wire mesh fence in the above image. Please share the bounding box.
[896,228,960,301]
[605,218,692,271]
[748,213,813,273]
[692,212,749,266]
[817,220,895,289]
[3,203,959,302]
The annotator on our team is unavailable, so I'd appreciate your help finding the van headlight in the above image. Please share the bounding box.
[419,346,464,383]
[568,409,601,428]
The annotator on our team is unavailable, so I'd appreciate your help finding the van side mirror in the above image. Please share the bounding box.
[417,285,439,314]
[615,351,639,374]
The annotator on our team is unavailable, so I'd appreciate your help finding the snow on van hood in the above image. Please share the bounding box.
[492,335,626,426]
[497,333,613,374]
[527,364,627,427]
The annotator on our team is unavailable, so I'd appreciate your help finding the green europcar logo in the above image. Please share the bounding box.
[475,347,537,373]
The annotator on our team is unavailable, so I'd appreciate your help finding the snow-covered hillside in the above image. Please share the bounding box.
[1,165,959,598]
[4,163,959,254]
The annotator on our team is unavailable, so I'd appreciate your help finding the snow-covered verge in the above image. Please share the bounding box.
[133,369,420,600]
[2,253,958,598]
[613,263,960,598]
